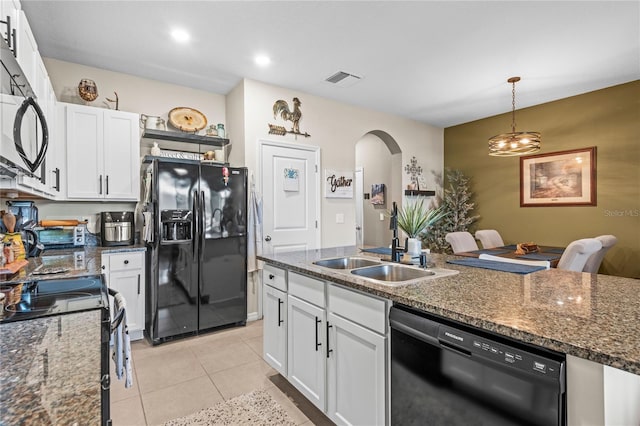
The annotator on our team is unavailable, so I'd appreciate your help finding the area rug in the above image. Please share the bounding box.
[164,389,297,426]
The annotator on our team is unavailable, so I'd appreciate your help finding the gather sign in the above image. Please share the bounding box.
[325,170,354,198]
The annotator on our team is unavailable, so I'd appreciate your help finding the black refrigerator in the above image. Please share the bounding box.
[145,158,247,344]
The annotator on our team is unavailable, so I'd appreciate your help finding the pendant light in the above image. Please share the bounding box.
[488,77,541,157]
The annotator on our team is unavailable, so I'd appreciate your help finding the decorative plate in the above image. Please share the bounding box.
[168,107,207,132]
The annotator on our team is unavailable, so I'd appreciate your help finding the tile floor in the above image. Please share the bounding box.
[109,320,319,425]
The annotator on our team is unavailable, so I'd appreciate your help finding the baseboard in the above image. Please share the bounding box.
[247,311,261,322]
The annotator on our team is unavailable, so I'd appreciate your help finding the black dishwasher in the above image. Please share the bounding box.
[390,305,566,426]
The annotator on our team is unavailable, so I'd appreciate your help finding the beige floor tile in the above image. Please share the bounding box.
[110,358,140,402]
[245,335,263,356]
[209,358,276,399]
[185,328,245,349]
[238,319,264,340]
[193,340,261,375]
[265,385,311,425]
[110,394,146,426]
[135,348,206,394]
[141,375,224,425]
[131,337,188,361]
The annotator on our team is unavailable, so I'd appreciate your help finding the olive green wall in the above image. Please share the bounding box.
[444,81,640,278]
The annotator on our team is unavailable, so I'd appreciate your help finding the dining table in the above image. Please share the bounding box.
[453,244,565,268]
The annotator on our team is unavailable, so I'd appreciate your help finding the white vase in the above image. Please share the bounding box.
[407,238,422,256]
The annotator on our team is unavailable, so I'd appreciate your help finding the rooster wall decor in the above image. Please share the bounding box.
[269,97,311,138]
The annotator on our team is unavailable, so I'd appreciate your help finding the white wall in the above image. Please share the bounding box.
[238,78,444,249]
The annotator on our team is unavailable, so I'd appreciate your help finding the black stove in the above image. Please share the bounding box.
[0,275,107,323]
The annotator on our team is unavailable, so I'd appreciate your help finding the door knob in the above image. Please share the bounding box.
[265,235,272,242]
[356,226,362,230]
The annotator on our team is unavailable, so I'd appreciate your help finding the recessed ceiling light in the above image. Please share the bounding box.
[255,54,271,67]
[171,29,190,43]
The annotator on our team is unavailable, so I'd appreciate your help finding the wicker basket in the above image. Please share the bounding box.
[0,283,23,306]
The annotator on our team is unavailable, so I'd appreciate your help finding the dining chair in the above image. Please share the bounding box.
[479,254,551,269]
[475,229,505,249]
[445,231,479,254]
[556,238,603,272]
[582,235,618,274]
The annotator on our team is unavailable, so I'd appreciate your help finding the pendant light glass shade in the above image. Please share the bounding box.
[488,77,541,157]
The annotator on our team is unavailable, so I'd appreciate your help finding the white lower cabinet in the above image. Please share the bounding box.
[263,265,288,375]
[288,294,327,411]
[327,312,386,426]
[263,284,287,375]
[265,269,388,425]
[101,251,146,341]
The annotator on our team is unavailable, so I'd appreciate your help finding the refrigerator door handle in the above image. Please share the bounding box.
[192,189,199,259]
[200,191,206,262]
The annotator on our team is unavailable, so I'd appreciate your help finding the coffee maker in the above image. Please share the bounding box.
[100,211,135,247]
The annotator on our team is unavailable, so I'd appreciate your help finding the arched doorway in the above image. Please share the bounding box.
[355,131,402,248]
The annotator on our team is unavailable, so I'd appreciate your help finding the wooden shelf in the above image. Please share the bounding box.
[142,129,230,148]
[404,189,435,197]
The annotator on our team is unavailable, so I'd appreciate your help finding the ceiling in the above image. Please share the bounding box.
[21,1,640,128]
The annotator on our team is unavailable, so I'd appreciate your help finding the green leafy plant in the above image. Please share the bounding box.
[396,198,448,238]
[421,168,480,253]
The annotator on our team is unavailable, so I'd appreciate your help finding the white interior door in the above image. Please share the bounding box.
[260,140,320,255]
[355,167,364,248]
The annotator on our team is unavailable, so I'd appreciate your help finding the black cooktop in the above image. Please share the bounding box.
[0,275,107,324]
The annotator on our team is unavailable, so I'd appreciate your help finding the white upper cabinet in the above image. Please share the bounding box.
[1,0,21,58]
[65,104,140,201]
[15,10,36,88]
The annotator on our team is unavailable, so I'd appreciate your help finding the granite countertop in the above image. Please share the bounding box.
[0,245,146,285]
[258,246,640,375]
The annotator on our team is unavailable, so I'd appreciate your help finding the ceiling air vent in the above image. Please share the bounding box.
[325,71,362,87]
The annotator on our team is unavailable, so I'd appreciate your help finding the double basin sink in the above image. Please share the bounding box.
[313,256,458,286]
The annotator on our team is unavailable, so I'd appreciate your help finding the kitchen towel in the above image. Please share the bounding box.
[112,292,133,388]
[447,258,547,274]
[247,178,263,273]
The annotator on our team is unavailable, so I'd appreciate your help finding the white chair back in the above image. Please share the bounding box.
[445,231,479,253]
[557,238,603,272]
[475,230,505,249]
[479,254,550,269]
[582,235,618,274]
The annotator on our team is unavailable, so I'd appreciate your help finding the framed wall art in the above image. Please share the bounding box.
[371,184,385,205]
[520,147,596,207]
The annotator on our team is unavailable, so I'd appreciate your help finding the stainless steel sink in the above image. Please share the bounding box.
[313,257,381,269]
[350,264,435,282]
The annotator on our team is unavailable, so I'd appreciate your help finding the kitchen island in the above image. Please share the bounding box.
[259,246,640,425]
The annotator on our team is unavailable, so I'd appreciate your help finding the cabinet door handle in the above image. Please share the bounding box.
[277,298,284,326]
[3,15,12,50]
[54,168,60,191]
[101,265,105,270]
[326,322,333,358]
[269,274,275,280]
[315,317,322,351]
[137,274,141,295]
[124,260,129,265]
[58,316,62,337]
[99,175,103,194]
[106,175,109,195]
[11,29,17,58]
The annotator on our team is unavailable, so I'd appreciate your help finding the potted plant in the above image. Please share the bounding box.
[397,198,448,255]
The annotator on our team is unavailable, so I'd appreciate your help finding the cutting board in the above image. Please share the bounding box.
[40,220,81,227]
[0,259,28,275]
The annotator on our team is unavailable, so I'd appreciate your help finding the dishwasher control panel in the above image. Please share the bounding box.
[439,325,563,379]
